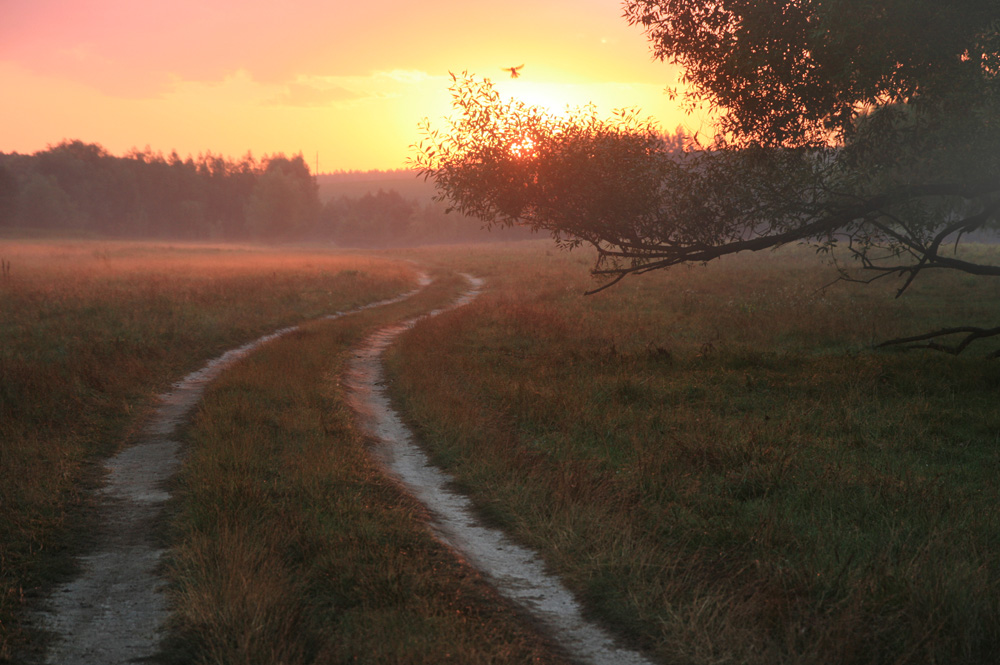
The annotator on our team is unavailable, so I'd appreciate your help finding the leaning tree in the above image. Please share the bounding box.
[413,1,1000,355]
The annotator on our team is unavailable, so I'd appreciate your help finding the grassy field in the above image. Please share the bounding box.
[3,237,999,663]
[0,240,416,659]
[386,242,1000,664]
[162,269,564,663]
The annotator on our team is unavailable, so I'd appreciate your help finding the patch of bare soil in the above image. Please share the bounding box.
[344,274,656,665]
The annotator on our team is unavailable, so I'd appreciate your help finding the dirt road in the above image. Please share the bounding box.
[33,281,430,664]
[344,274,655,665]
[34,271,652,665]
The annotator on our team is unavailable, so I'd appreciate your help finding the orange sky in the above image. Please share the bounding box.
[0,0,695,172]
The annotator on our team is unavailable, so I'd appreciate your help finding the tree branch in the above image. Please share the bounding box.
[876,325,1000,355]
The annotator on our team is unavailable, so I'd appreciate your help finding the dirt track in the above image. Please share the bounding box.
[344,274,654,665]
[32,282,429,664]
[34,271,652,665]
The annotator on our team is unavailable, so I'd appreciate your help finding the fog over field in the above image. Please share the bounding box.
[0,144,533,247]
[2,0,999,663]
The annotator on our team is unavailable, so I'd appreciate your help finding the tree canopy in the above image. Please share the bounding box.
[624,0,1000,148]
[0,142,320,241]
[413,1,1000,354]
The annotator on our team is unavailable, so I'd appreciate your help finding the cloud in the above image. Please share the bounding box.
[378,70,433,84]
[268,81,365,107]
[265,70,439,108]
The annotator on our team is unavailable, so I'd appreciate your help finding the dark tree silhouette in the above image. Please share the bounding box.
[0,142,321,242]
[414,2,1000,355]
[246,155,320,239]
[0,163,17,226]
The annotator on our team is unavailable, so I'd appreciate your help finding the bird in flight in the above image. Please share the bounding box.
[505,64,524,79]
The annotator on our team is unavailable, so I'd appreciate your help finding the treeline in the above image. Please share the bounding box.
[318,190,533,246]
[0,140,530,245]
[0,141,318,240]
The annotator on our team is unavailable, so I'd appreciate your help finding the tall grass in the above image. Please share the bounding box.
[6,237,999,663]
[386,242,1000,664]
[163,270,566,664]
[0,239,415,660]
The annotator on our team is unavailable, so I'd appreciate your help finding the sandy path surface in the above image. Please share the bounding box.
[344,274,656,665]
[33,280,430,664]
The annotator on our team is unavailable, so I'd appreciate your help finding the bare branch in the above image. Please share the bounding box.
[877,326,1000,355]
[415,71,1000,356]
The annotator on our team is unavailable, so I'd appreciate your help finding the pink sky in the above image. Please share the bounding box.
[1,0,692,171]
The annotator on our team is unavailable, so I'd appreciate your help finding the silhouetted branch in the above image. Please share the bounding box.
[415,72,1000,356]
[877,326,1000,356]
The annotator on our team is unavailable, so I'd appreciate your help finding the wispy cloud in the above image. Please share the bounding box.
[378,70,434,84]
[267,81,365,107]
[266,70,440,108]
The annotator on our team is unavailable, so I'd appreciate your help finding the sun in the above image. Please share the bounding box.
[493,79,576,119]
[509,134,536,158]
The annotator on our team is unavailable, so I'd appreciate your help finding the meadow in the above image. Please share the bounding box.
[165,268,570,663]
[388,242,1000,664]
[0,240,416,659]
[2,237,999,664]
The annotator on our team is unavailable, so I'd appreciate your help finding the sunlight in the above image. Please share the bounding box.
[509,134,536,158]
[493,80,576,119]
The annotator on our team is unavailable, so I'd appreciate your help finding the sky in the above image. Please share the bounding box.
[0,0,693,172]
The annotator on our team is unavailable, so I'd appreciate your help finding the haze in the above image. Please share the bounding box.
[1,0,688,171]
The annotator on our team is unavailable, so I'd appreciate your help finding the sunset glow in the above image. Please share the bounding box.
[510,135,537,158]
[0,0,690,171]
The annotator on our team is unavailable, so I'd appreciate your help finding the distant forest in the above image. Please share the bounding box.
[0,140,531,245]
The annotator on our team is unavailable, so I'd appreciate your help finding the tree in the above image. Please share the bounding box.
[413,2,1000,355]
[16,171,78,229]
[0,162,18,227]
[0,143,326,240]
[245,155,320,240]
[318,190,415,246]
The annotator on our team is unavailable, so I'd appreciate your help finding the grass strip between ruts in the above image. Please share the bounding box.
[162,270,568,664]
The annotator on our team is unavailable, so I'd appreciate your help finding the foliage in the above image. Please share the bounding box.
[318,187,535,247]
[320,189,417,245]
[0,141,319,241]
[414,2,1000,353]
[623,0,1000,148]
[0,164,17,226]
[245,155,320,239]
[0,143,532,246]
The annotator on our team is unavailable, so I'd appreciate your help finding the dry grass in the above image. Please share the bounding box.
[6,236,999,663]
[163,270,567,664]
[386,241,1000,664]
[0,238,415,660]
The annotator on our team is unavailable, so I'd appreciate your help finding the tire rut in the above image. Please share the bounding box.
[344,273,656,665]
[32,277,431,664]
